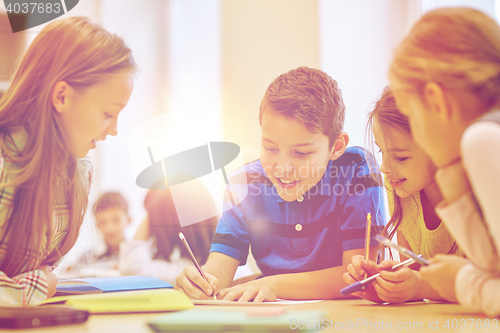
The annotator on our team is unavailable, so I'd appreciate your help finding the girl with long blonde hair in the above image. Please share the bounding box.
[0,16,136,306]
[389,7,500,316]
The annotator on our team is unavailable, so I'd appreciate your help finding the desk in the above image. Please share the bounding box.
[0,300,495,333]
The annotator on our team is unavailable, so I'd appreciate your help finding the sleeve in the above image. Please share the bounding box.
[461,123,500,265]
[0,270,48,307]
[455,263,500,317]
[339,151,387,252]
[436,122,500,273]
[210,199,250,265]
[437,193,499,271]
[119,240,190,285]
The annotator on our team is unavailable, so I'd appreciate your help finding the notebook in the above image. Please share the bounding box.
[55,275,172,296]
[148,309,326,332]
[43,289,193,314]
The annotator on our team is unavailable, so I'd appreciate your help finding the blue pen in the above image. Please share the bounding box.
[340,257,416,296]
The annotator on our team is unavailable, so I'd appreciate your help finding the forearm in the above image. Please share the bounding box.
[202,252,239,290]
[437,193,499,270]
[262,267,350,300]
[411,270,447,302]
[456,264,500,317]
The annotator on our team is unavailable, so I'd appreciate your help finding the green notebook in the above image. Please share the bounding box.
[148,309,326,332]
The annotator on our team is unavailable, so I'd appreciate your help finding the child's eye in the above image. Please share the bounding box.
[264,146,278,152]
[295,151,312,157]
[104,112,114,119]
[395,157,409,162]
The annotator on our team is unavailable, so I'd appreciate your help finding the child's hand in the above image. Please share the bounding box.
[217,278,277,302]
[175,266,220,300]
[36,265,57,298]
[419,254,469,302]
[371,260,420,303]
[343,255,385,303]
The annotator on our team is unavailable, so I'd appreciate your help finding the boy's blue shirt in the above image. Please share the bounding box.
[211,146,387,276]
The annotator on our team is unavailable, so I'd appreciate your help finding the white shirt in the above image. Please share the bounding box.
[436,121,500,316]
[119,240,192,286]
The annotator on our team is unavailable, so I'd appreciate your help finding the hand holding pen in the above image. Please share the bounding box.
[342,235,429,302]
[341,257,416,296]
[177,232,217,300]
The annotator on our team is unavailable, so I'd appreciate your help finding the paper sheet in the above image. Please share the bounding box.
[193,299,322,306]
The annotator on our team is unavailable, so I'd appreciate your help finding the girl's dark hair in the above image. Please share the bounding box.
[366,87,410,246]
[366,87,457,257]
[144,181,218,264]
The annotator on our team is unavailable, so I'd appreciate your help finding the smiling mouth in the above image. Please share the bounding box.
[276,177,300,186]
[389,178,406,186]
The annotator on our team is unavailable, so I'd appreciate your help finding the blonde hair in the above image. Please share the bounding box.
[0,17,136,277]
[389,7,500,110]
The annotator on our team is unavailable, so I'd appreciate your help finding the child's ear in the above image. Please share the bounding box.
[423,82,451,121]
[51,81,70,114]
[329,132,349,161]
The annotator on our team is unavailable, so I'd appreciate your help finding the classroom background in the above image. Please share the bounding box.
[0,0,497,272]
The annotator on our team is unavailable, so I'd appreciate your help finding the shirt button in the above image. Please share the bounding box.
[297,196,304,202]
[295,224,303,231]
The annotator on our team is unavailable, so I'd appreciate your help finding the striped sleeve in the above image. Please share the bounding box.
[0,269,48,307]
[210,166,252,264]
[210,196,251,264]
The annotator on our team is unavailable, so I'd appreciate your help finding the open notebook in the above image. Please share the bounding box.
[55,275,173,296]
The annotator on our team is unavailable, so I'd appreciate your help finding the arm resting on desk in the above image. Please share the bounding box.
[217,248,365,302]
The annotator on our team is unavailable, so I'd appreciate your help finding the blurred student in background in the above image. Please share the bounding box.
[65,192,131,276]
[119,181,218,285]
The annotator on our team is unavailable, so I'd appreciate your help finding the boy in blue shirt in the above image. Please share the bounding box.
[175,67,386,302]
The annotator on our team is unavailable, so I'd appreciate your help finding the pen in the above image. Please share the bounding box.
[363,213,372,279]
[375,235,430,266]
[340,257,416,296]
[178,232,217,300]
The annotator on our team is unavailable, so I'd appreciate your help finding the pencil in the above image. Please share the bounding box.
[364,213,372,279]
[178,232,217,300]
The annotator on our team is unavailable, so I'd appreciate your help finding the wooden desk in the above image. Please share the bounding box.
[1,300,496,333]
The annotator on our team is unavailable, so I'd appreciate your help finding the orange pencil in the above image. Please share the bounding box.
[364,213,372,279]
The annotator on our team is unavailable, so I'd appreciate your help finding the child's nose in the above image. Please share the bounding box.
[276,155,295,174]
[107,120,118,137]
[379,158,391,174]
